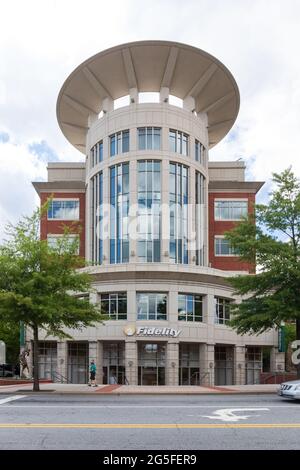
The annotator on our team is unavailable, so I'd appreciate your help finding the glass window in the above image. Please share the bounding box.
[195,139,205,163]
[169,163,188,264]
[214,297,231,325]
[178,294,203,322]
[195,171,205,266]
[110,130,130,157]
[214,237,239,256]
[137,160,161,262]
[100,293,127,320]
[47,200,79,220]
[47,235,79,255]
[169,129,189,155]
[110,163,129,263]
[90,140,103,167]
[91,172,103,264]
[137,293,167,320]
[214,200,248,221]
[137,127,161,151]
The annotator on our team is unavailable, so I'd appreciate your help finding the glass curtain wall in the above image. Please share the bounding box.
[137,160,161,262]
[91,172,103,264]
[110,163,129,263]
[169,163,188,264]
[195,171,205,266]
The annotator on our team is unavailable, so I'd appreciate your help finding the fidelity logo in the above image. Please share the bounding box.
[123,325,181,338]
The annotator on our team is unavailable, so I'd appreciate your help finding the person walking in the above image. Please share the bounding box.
[88,360,98,387]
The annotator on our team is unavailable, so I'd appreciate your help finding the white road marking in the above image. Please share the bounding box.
[202,408,270,422]
[0,395,27,405]
[0,404,297,409]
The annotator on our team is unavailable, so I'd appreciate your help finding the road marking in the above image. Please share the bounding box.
[0,405,299,409]
[202,408,270,422]
[0,423,300,429]
[0,396,27,405]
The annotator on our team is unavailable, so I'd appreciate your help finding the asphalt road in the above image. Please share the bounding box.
[0,393,299,450]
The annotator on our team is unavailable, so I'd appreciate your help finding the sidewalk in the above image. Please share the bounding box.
[0,382,280,395]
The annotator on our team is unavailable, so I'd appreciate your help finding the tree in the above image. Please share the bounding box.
[0,205,104,391]
[225,168,300,378]
[0,321,19,365]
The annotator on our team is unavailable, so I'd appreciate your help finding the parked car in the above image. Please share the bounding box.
[0,364,14,378]
[278,380,300,400]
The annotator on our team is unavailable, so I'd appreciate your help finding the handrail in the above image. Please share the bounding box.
[51,371,70,384]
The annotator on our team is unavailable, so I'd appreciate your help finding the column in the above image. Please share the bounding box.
[102,166,110,265]
[166,341,179,385]
[199,343,215,386]
[129,159,137,263]
[56,341,68,380]
[270,347,285,373]
[89,341,101,383]
[125,340,138,385]
[234,345,246,385]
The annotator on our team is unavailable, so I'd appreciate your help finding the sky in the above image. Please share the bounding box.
[1,0,300,241]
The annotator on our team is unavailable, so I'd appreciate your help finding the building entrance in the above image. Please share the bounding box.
[138,343,166,385]
[67,342,88,384]
[103,342,125,384]
[215,345,234,385]
[179,343,200,385]
[246,346,262,384]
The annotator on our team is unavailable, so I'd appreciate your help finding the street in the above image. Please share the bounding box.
[0,394,299,450]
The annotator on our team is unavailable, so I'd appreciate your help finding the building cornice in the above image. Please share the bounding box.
[32,181,86,195]
[208,180,264,193]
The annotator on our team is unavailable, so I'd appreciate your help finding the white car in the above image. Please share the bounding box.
[278,380,300,400]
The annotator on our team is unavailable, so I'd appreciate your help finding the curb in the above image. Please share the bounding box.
[0,390,279,396]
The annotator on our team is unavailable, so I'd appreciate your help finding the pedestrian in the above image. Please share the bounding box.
[88,360,98,387]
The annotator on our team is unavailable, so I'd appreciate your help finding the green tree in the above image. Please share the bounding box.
[0,321,20,364]
[0,205,104,391]
[225,168,300,378]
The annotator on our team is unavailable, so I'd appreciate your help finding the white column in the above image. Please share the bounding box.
[166,341,179,385]
[199,343,215,386]
[57,341,68,380]
[234,345,246,385]
[102,166,110,265]
[160,87,169,103]
[125,340,138,385]
[129,159,137,263]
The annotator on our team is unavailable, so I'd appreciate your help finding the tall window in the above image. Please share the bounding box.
[91,172,103,264]
[215,297,231,325]
[110,130,129,157]
[137,293,167,320]
[195,171,205,266]
[214,236,239,256]
[214,200,248,221]
[137,160,161,262]
[90,140,103,167]
[99,293,127,320]
[47,200,79,220]
[169,163,188,264]
[195,139,205,164]
[178,294,203,322]
[138,127,161,150]
[169,129,188,156]
[110,163,129,263]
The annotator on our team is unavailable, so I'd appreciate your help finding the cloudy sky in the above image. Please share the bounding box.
[0,0,300,241]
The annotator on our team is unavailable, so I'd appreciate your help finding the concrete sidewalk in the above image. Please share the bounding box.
[0,382,280,395]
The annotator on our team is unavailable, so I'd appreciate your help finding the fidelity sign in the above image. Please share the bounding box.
[124,326,181,338]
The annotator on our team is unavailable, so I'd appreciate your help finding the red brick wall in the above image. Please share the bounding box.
[40,192,85,259]
[208,192,255,273]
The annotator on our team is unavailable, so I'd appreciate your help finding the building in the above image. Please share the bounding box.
[30,41,284,386]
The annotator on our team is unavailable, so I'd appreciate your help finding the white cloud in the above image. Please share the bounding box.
[1,0,300,238]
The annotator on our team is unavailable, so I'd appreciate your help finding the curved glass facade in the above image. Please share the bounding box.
[91,172,103,264]
[169,162,189,264]
[110,163,129,263]
[137,160,161,262]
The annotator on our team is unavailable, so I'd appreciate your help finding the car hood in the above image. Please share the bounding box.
[281,380,300,386]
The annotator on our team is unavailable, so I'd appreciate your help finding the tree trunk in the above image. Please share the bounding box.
[33,325,40,392]
[297,319,300,379]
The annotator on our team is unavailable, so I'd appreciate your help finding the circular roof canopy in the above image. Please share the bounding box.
[57,40,240,154]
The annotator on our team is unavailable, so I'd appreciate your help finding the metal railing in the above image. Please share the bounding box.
[51,371,70,384]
